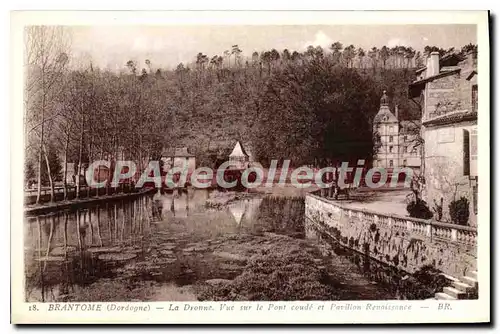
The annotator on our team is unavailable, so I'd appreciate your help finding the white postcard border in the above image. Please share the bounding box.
[10,10,490,324]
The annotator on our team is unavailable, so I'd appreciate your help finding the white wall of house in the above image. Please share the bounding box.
[162,156,196,173]
[423,121,477,225]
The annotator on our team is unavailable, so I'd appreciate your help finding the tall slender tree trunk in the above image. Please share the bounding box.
[114,136,119,194]
[106,137,112,196]
[87,135,94,198]
[36,80,46,204]
[137,97,143,192]
[76,117,84,199]
[97,145,103,198]
[62,131,70,200]
[42,143,55,202]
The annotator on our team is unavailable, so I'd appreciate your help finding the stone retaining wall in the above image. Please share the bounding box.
[305,193,477,278]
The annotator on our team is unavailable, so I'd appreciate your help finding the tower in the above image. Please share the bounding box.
[373,91,399,169]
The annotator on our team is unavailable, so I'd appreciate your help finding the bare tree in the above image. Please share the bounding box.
[25,26,71,203]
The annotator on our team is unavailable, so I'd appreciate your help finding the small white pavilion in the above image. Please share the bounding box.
[229,141,249,169]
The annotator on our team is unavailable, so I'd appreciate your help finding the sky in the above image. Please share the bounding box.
[69,24,477,71]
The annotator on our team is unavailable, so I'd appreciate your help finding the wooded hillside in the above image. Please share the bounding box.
[24,26,477,200]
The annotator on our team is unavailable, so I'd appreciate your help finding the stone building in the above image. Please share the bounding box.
[160,147,196,173]
[372,91,422,171]
[409,51,478,226]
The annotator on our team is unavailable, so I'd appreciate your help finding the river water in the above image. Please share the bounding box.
[24,189,434,302]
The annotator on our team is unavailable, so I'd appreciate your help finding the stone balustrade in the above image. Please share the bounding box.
[305,192,477,278]
[307,192,477,246]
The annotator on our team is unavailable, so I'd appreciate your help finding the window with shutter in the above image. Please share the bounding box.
[463,129,470,176]
[472,85,478,113]
[470,128,477,176]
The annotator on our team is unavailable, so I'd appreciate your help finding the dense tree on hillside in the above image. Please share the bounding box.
[25,36,478,200]
[253,64,380,167]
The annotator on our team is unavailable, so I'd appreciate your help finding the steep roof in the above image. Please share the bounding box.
[422,111,477,127]
[162,147,195,158]
[409,52,467,99]
[415,66,427,74]
[373,105,398,124]
[374,91,398,124]
[440,53,465,67]
[229,141,248,158]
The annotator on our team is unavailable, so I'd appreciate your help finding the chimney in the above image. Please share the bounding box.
[427,51,440,77]
[467,49,477,69]
[395,105,399,120]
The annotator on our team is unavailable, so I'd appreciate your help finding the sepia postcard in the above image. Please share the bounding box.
[10,10,490,324]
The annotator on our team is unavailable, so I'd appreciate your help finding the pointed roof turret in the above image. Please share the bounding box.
[380,90,389,106]
[374,91,398,124]
[229,141,248,158]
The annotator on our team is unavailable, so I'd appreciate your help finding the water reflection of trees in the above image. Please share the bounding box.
[24,195,153,302]
[254,197,305,237]
[24,192,309,302]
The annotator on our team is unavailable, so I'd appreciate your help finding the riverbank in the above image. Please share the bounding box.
[24,189,155,216]
[252,183,320,197]
[205,184,319,209]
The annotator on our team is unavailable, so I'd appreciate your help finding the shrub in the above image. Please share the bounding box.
[406,199,433,219]
[432,198,444,221]
[449,197,470,226]
[401,265,450,299]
